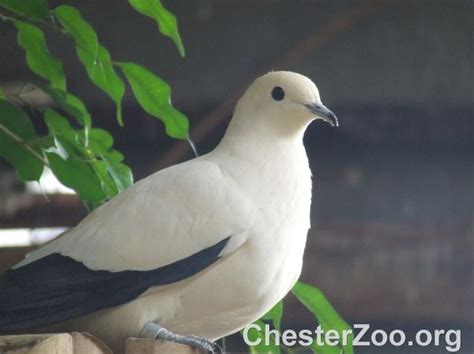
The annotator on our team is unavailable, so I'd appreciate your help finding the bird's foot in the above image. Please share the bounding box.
[140,321,222,353]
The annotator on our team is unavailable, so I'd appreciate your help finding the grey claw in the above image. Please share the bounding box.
[186,335,222,353]
[140,322,222,353]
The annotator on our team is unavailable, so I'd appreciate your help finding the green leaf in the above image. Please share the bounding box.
[292,282,353,354]
[119,62,189,139]
[44,108,74,134]
[129,0,185,57]
[91,159,119,198]
[53,5,125,125]
[14,20,66,90]
[46,152,106,202]
[247,302,283,353]
[0,99,43,181]
[246,320,281,354]
[0,87,5,99]
[102,155,133,192]
[261,301,283,331]
[85,129,133,192]
[86,128,114,152]
[39,84,91,141]
[44,109,105,199]
[45,110,133,197]
[0,0,49,20]
[43,108,80,157]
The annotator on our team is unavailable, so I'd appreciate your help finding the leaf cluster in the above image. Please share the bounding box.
[248,282,353,354]
[0,0,187,203]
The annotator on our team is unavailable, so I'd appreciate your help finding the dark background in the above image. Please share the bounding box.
[0,1,473,353]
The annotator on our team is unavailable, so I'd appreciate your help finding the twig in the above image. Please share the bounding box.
[186,135,199,157]
[3,82,46,113]
[0,10,68,35]
[28,135,51,145]
[0,123,50,167]
[0,12,16,23]
[18,83,39,96]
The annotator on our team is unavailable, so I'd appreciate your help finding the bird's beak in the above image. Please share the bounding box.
[304,103,339,127]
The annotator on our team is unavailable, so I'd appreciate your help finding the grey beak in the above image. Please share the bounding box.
[304,103,339,127]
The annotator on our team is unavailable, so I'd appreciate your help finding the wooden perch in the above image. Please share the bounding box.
[126,338,202,354]
[0,332,111,354]
[0,334,205,354]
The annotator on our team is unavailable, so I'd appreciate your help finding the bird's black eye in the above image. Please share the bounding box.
[271,86,285,101]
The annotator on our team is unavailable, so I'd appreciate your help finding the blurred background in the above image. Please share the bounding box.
[0,0,472,353]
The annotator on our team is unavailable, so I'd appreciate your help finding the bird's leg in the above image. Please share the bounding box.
[140,321,223,354]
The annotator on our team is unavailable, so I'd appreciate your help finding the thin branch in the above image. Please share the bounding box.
[0,12,16,22]
[28,135,51,145]
[186,135,199,157]
[0,10,68,34]
[18,83,39,96]
[41,16,69,36]
[17,82,30,96]
[0,123,50,167]
[4,83,46,113]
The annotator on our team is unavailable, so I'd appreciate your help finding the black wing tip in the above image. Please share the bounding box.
[0,237,231,331]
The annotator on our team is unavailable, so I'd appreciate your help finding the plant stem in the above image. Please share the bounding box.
[0,10,67,34]
[0,12,16,22]
[0,123,50,167]
[28,135,51,145]
[2,83,47,113]
[18,83,39,96]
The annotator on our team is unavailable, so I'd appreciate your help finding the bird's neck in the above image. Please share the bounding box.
[211,120,312,221]
[216,125,306,164]
[212,120,311,189]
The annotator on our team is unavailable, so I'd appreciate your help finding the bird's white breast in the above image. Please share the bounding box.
[166,140,313,338]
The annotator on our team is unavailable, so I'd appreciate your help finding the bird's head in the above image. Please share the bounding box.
[231,71,338,138]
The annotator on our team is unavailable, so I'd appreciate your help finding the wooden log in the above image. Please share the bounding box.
[0,334,72,354]
[71,332,113,354]
[125,338,203,354]
[0,332,111,354]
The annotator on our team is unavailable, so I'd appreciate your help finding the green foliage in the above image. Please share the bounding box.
[119,62,189,139]
[247,319,282,354]
[39,84,92,137]
[0,0,188,198]
[293,282,353,354]
[46,151,106,202]
[246,302,284,354]
[0,99,43,181]
[42,109,132,202]
[247,283,354,354]
[0,0,49,20]
[14,20,66,90]
[129,0,185,57]
[261,301,283,331]
[86,129,133,193]
[53,5,125,126]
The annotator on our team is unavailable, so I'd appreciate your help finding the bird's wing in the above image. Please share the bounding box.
[0,158,255,331]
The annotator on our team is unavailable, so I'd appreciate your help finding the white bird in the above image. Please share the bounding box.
[0,71,338,353]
